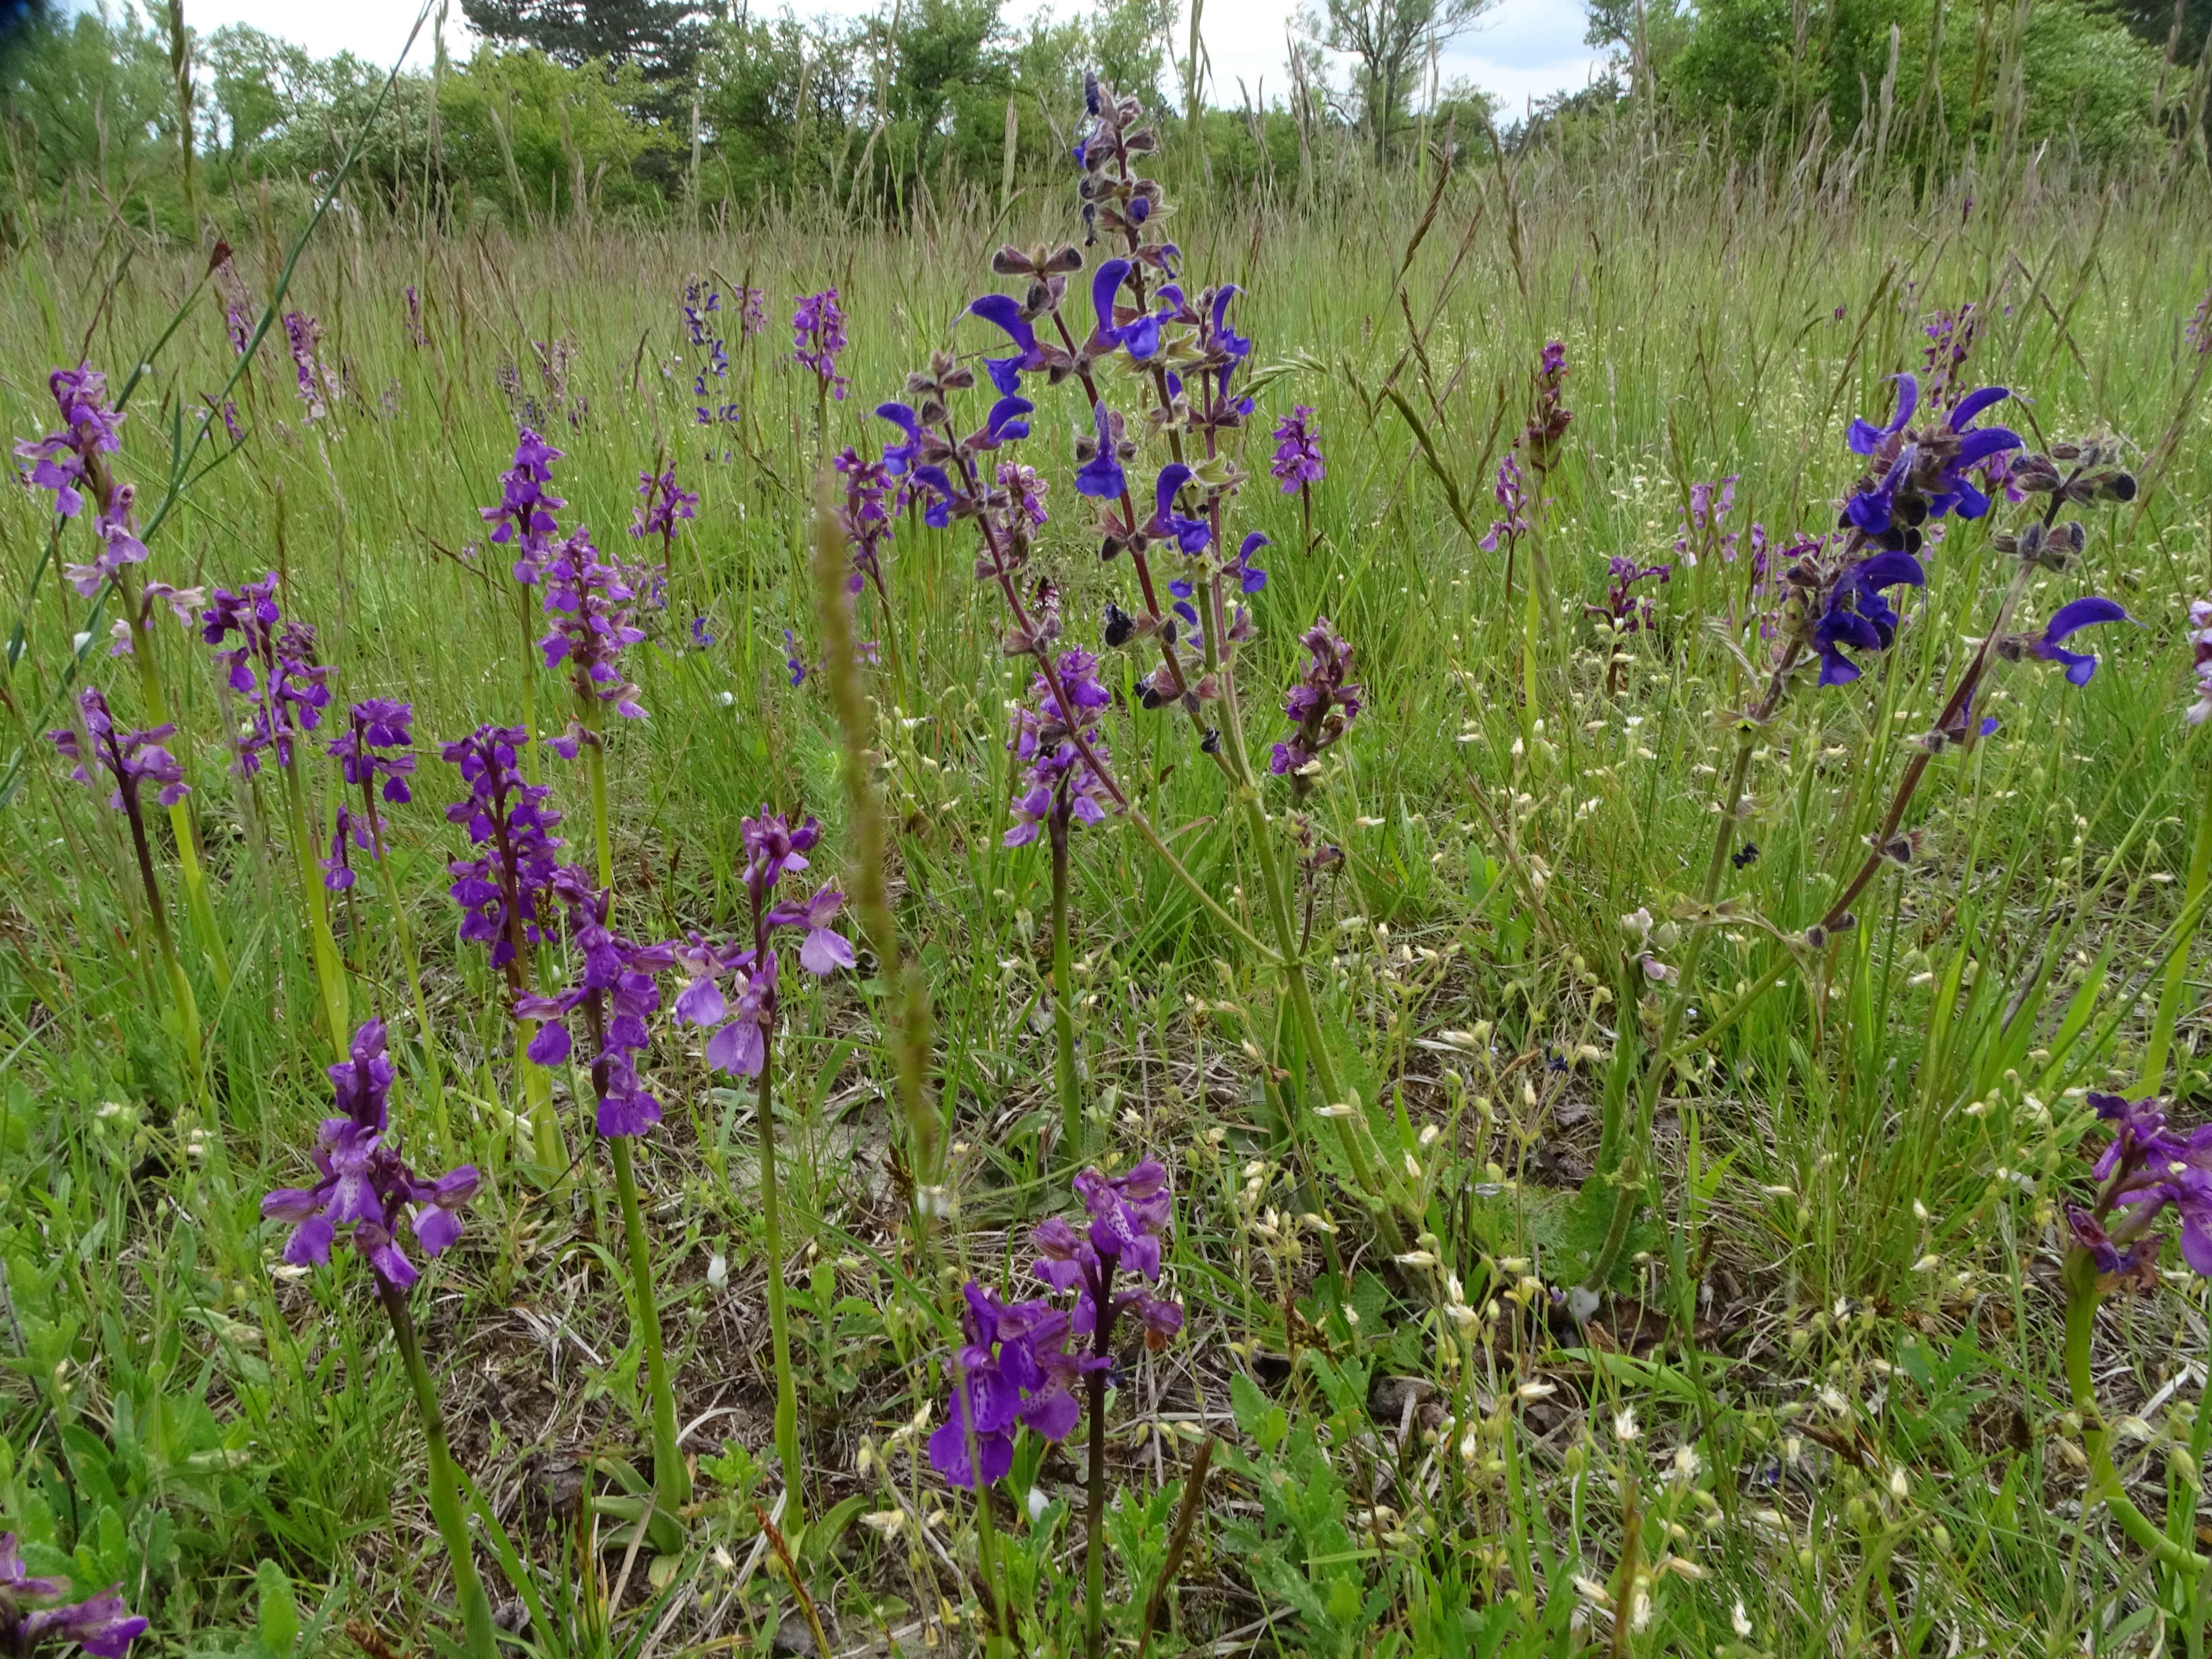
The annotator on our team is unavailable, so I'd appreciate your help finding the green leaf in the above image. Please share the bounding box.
[256,1559,299,1658]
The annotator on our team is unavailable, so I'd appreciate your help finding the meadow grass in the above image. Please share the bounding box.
[4,139,2212,1656]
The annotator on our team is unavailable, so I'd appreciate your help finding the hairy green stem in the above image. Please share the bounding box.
[377,1277,501,1659]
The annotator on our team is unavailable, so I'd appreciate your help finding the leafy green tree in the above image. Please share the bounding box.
[460,0,705,81]
[1297,0,1496,163]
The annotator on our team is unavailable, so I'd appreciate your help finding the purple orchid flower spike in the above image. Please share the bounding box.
[2067,1091,2212,1281]
[1271,617,1363,781]
[792,288,850,401]
[1270,407,1326,495]
[2005,596,2136,686]
[1847,373,1920,457]
[481,427,568,585]
[15,363,126,522]
[0,1536,148,1657]
[260,1020,479,1290]
[967,294,1044,396]
[48,688,188,812]
[329,697,417,823]
[515,869,678,1137]
[927,1283,1086,1489]
[442,724,564,973]
[1005,648,1115,848]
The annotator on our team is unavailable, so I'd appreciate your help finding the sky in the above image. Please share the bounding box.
[138,0,1613,115]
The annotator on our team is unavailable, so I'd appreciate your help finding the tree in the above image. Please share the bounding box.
[1298,0,1494,163]
[460,0,706,82]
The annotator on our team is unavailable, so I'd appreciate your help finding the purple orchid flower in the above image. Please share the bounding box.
[792,288,850,401]
[48,688,187,812]
[2068,1091,2212,1279]
[767,885,857,975]
[1271,617,1363,780]
[260,1021,479,1290]
[1270,406,1326,495]
[14,364,125,522]
[328,698,417,814]
[515,869,678,1137]
[927,1282,1087,1488]
[441,725,564,972]
[199,575,333,774]
[538,529,648,722]
[481,427,568,585]
[0,1533,147,1657]
[1005,648,1115,848]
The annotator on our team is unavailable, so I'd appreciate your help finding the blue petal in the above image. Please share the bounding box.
[1948,385,2009,430]
[967,294,1036,355]
[2043,595,2133,644]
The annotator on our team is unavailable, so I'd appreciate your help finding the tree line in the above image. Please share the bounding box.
[0,0,2202,242]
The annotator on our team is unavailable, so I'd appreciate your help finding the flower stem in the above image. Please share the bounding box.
[1048,803,1082,1164]
[376,1276,502,1659]
[756,1004,804,1527]
[119,774,207,1116]
[281,759,350,1063]
[1210,665,1403,1247]
[1081,1257,1117,1659]
[2139,746,2212,1095]
[609,1132,690,1517]
[2061,1249,2210,1577]
[115,567,232,993]
[363,798,451,1155]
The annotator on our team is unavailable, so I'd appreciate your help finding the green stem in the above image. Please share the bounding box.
[1049,805,1082,1164]
[281,760,349,1062]
[2061,1249,2211,1577]
[1083,1359,1108,1659]
[377,1277,501,1659]
[364,793,450,1153]
[115,568,233,993]
[610,1133,690,1516]
[757,1020,803,1527]
[2140,748,2212,1095]
[119,777,207,1119]
[585,733,613,891]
